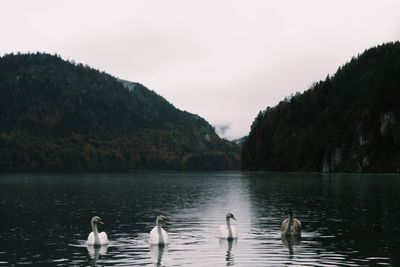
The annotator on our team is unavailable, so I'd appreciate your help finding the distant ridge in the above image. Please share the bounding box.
[242,42,400,173]
[0,53,239,171]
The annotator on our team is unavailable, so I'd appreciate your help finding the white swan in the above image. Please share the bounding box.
[219,213,237,239]
[149,215,169,245]
[281,208,302,236]
[86,216,109,246]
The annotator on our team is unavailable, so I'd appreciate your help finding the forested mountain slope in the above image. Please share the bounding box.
[242,42,400,173]
[0,53,239,171]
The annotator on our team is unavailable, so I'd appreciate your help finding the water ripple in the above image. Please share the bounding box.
[0,172,399,266]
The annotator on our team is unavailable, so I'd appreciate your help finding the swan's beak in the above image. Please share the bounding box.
[232,216,236,220]
[99,221,104,224]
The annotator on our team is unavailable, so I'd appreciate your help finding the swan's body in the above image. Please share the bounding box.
[219,213,238,239]
[87,216,109,246]
[149,215,169,245]
[149,227,169,245]
[281,208,301,236]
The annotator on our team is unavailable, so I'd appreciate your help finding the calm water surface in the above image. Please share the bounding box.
[0,172,399,266]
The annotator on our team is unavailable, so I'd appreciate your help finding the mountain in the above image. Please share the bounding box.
[241,42,400,173]
[0,53,239,171]
[232,136,247,147]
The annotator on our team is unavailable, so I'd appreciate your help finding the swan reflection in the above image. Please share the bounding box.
[220,238,237,266]
[281,234,301,255]
[87,245,108,266]
[150,244,166,267]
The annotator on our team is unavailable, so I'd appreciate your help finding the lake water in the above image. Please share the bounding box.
[0,172,399,266]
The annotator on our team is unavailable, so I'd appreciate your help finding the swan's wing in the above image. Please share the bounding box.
[86,232,95,245]
[294,218,302,228]
[161,228,169,244]
[231,225,238,238]
[219,225,228,238]
[149,227,158,244]
[292,218,302,233]
[281,218,289,232]
[99,232,109,245]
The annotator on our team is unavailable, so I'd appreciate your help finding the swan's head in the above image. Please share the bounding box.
[284,208,293,216]
[156,215,168,224]
[91,216,104,225]
[226,213,236,220]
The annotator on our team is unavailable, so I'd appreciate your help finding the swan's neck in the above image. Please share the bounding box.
[226,217,233,239]
[156,220,165,244]
[92,223,100,245]
[285,213,293,235]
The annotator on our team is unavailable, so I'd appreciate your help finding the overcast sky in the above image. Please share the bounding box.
[1,1,399,139]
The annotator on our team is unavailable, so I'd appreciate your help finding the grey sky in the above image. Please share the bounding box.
[1,1,399,139]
